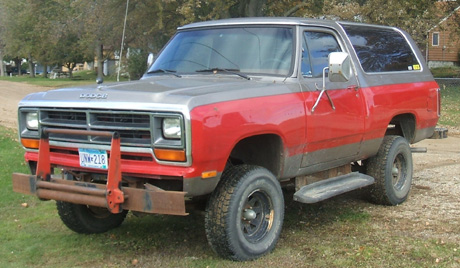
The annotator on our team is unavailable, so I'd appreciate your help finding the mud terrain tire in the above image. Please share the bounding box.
[367,135,413,205]
[57,201,128,234]
[56,173,127,234]
[205,165,284,261]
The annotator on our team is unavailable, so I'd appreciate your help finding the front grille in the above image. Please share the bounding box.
[39,109,152,147]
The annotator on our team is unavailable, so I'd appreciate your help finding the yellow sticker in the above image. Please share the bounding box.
[413,64,421,70]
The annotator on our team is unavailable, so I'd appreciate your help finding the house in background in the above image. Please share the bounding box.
[427,4,460,68]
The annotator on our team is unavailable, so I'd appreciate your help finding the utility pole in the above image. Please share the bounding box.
[117,0,129,82]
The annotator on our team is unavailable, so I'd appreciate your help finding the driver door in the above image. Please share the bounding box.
[300,28,365,168]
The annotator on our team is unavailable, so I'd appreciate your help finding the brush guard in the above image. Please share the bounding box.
[12,128,188,216]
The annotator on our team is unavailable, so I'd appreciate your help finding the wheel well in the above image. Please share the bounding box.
[386,114,416,142]
[228,134,283,178]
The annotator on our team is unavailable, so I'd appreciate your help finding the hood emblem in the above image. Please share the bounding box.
[80,93,108,99]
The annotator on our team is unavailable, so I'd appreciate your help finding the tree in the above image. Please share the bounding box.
[0,0,453,81]
[0,6,6,77]
[31,0,65,78]
[75,0,128,79]
[440,0,460,41]
[0,0,62,77]
[0,0,29,76]
[358,0,438,45]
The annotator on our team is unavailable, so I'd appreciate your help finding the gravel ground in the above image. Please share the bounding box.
[1,79,459,253]
[369,134,460,245]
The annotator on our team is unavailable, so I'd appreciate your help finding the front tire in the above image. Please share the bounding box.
[366,135,413,205]
[57,201,128,234]
[205,165,284,261]
[56,172,128,234]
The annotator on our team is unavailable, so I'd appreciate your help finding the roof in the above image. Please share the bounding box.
[178,17,338,30]
[178,17,400,32]
[428,5,460,32]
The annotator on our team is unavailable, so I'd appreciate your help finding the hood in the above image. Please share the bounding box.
[19,75,294,112]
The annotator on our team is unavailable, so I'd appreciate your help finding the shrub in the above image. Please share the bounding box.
[127,49,149,80]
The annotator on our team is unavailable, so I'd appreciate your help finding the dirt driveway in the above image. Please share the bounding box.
[1,80,459,258]
[0,80,49,129]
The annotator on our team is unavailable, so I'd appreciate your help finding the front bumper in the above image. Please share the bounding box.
[12,173,188,215]
[12,128,187,216]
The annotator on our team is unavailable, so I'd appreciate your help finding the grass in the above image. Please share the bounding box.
[2,148,459,268]
[0,70,129,88]
[438,84,460,127]
[431,66,460,78]
[0,80,459,267]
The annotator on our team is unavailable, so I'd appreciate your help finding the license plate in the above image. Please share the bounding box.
[78,148,108,170]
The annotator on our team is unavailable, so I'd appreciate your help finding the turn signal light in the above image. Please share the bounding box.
[154,148,186,162]
[202,170,217,179]
[21,138,39,149]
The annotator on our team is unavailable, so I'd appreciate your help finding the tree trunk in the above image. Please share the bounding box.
[248,0,267,17]
[42,64,48,78]
[28,55,35,78]
[284,2,309,17]
[0,49,4,77]
[67,63,74,78]
[96,43,104,79]
[14,58,22,76]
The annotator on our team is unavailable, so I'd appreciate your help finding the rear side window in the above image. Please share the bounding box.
[341,25,420,73]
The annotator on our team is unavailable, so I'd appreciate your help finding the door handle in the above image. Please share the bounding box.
[347,85,359,91]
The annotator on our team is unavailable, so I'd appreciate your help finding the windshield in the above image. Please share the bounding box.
[148,27,294,76]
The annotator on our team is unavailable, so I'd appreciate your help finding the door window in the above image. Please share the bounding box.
[301,31,342,78]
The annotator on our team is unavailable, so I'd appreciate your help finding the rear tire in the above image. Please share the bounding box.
[205,165,284,261]
[366,135,413,205]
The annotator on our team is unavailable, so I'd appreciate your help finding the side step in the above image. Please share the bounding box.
[293,172,375,204]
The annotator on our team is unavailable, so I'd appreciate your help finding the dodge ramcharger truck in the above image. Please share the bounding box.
[12,18,440,260]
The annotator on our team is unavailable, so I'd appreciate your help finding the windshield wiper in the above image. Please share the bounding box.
[196,68,250,80]
[147,69,182,78]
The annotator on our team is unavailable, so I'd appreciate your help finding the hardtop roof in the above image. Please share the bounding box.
[178,17,338,30]
[178,17,398,32]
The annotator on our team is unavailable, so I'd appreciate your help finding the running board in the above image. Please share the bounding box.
[293,172,375,204]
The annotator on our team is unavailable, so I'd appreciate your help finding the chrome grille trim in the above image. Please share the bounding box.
[39,109,154,148]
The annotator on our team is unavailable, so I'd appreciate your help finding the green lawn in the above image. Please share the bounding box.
[0,70,129,88]
[438,83,460,127]
[431,66,460,78]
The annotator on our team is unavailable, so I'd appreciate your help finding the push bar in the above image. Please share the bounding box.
[12,128,187,216]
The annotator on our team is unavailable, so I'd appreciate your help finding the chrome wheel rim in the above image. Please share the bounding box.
[392,154,407,191]
[240,189,274,243]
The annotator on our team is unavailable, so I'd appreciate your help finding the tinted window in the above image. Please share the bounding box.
[302,31,341,78]
[342,25,420,73]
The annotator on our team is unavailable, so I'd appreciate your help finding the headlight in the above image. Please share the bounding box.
[162,118,181,139]
[26,112,38,130]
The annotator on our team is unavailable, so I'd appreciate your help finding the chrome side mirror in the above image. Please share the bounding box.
[328,52,351,82]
